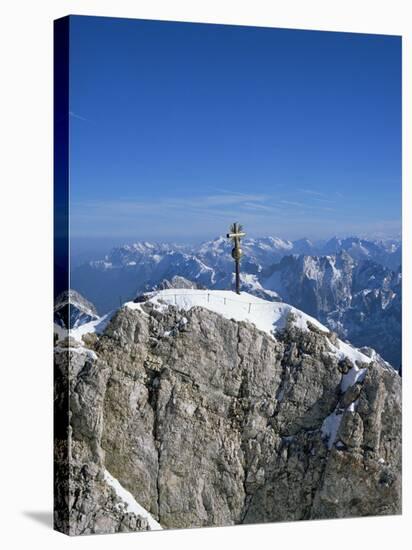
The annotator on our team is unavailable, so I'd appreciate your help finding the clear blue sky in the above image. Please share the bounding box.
[68,15,401,244]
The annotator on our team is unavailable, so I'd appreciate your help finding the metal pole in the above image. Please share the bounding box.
[227,222,245,295]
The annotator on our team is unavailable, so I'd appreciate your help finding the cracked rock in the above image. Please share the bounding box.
[54,302,401,533]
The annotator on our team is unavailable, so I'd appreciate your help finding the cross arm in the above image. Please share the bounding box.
[227,232,246,238]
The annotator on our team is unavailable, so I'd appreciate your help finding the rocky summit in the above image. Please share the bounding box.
[54,290,401,534]
[70,236,402,369]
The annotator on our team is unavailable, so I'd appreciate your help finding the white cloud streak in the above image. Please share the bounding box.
[69,111,89,122]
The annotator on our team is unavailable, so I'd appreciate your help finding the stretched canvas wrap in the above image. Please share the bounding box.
[53,15,402,536]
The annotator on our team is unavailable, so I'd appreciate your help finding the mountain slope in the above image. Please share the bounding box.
[54,291,401,533]
[262,253,401,368]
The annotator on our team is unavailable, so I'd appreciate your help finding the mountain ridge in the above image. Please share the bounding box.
[70,236,402,368]
[54,289,401,533]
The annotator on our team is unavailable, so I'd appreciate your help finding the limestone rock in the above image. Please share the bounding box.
[54,301,401,534]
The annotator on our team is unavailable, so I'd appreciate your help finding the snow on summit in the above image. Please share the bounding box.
[127,289,321,335]
[126,289,373,367]
[62,289,373,370]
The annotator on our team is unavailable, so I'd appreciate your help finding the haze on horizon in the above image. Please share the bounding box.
[68,17,401,245]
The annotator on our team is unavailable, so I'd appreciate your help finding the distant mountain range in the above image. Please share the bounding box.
[70,235,402,369]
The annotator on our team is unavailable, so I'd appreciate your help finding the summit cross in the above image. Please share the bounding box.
[226,222,246,294]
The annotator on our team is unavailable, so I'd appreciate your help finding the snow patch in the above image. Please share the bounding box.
[341,365,368,393]
[54,346,98,361]
[104,470,162,530]
[346,398,359,412]
[321,407,344,449]
[333,338,371,365]
[321,397,361,450]
[69,311,115,343]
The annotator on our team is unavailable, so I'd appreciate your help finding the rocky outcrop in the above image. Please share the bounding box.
[54,300,401,534]
[151,275,203,291]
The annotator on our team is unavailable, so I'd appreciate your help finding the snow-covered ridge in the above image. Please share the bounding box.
[126,289,373,367]
[56,289,374,370]
[127,289,327,335]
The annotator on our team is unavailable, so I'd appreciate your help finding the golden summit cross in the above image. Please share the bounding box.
[226,222,246,294]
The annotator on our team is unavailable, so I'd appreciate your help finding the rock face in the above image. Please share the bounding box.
[54,299,401,534]
[54,342,152,535]
[152,275,203,291]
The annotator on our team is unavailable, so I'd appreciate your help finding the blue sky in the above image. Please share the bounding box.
[69,16,401,244]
